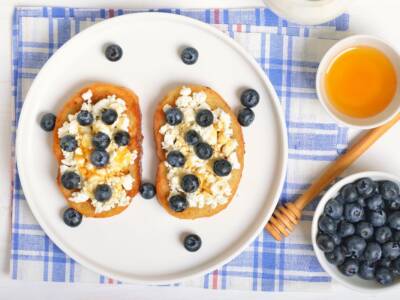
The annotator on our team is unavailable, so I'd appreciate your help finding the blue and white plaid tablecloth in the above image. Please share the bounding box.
[11,6,351,291]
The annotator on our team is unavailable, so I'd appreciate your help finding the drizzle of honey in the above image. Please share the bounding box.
[325,46,397,118]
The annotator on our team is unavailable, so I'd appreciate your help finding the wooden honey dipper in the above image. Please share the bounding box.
[266,113,400,241]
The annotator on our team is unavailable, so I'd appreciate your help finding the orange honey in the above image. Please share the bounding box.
[325,46,397,118]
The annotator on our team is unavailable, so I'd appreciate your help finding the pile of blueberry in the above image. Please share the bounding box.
[237,89,259,127]
[317,177,400,285]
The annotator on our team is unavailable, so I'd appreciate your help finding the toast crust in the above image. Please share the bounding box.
[154,85,244,219]
[53,83,142,218]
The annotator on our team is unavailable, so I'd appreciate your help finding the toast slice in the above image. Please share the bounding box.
[154,85,244,219]
[53,83,142,218]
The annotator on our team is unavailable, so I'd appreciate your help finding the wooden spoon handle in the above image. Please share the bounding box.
[294,114,400,211]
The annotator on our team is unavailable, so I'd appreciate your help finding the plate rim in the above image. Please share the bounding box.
[16,11,288,284]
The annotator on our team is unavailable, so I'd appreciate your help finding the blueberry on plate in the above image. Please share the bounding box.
[240,89,260,108]
[60,135,78,152]
[195,142,213,160]
[237,107,255,127]
[185,130,201,145]
[358,261,376,280]
[105,44,123,62]
[167,151,186,167]
[343,235,366,259]
[375,267,394,285]
[329,233,342,246]
[90,150,110,167]
[339,259,359,276]
[344,203,364,223]
[63,207,82,227]
[40,113,56,131]
[184,234,202,252]
[92,132,111,150]
[94,184,112,202]
[165,107,183,125]
[388,211,400,230]
[325,246,345,266]
[195,109,214,127]
[140,183,156,199]
[386,196,400,210]
[101,108,118,125]
[366,194,385,211]
[364,242,382,263]
[324,198,343,219]
[382,242,400,260]
[114,130,130,147]
[391,257,400,275]
[181,174,200,193]
[181,47,199,65]
[393,230,400,242]
[317,234,335,253]
[356,222,374,240]
[337,220,355,238]
[169,195,188,212]
[61,171,80,190]
[77,110,94,126]
[375,226,392,244]
[357,197,367,207]
[368,210,387,227]
[213,159,232,177]
[334,194,345,204]
[318,215,337,235]
[355,177,376,198]
[340,184,358,203]
[380,181,399,201]
[378,258,392,268]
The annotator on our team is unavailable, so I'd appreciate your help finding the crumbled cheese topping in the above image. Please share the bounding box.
[159,86,240,209]
[58,90,137,214]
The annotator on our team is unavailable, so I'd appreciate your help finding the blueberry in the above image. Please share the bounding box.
[344,203,364,223]
[92,132,111,150]
[325,246,345,265]
[382,242,400,260]
[386,196,400,210]
[338,221,355,238]
[77,110,93,126]
[364,242,382,263]
[391,257,400,275]
[61,171,80,190]
[195,109,214,127]
[380,181,399,201]
[195,142,213,160]
[140,183,156,199]
[167,151,185,167]
[40,113,56,131]
[213,159,232,177]
[356,222,374,240]
[90,150,109,167]
[393,230,400,242]
[63,207,82,227]
[318,215,337,235]
[335,194,345,204]
[358,261,376,280]
[60,135,78,152]
[105,44,123,62]
[388,211,400,230]
[366,194,385,211]
[368,210,386,227]
[375,267,394,285]
[94,184,112,202]
[181,47,199,65]
[379,258,392,268]
[101,109,118,125]
[330,233,342,245]
[165,107,183,125]
[343,235,367,259]
[240,89,260,108]
[355,178,376,197]
[114,131,130,146]
[169,195,188,212]
[324,199,344,219]
[237,107,255,127]
[341,184,358,203]
[184,234,202,252]
[339,259,359,276]
[357,197,367,207]
[185,130,201,145]
[181,174,200,193]
[316,234,335,252]
[375,226,392,244]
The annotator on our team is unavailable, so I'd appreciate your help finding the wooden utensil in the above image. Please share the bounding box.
[266,114,400,241]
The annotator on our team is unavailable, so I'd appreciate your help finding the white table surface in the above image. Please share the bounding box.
[2,0,400,299]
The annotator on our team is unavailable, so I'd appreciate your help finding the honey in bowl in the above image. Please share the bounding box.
[325,46,397,118]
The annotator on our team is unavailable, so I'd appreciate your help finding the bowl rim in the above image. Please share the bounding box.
[312,171,400,293]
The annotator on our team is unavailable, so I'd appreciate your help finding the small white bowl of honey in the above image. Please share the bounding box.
[316,35,400,129]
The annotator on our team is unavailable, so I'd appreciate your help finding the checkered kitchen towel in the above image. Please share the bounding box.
[11,7,350,291]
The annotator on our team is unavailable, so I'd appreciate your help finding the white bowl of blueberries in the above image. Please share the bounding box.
[312,171,400,292]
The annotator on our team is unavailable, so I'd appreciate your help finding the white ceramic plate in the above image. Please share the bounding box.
[16,12,287,284]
